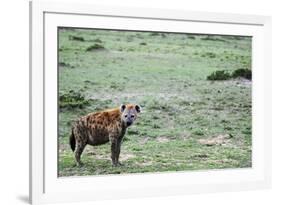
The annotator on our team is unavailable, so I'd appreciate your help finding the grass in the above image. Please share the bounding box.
[58,28,252,177]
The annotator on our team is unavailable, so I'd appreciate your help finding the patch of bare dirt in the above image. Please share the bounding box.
[94,155,110,160]
[135,161,153,166]
[120,153,135,161]
[180,131,191,141]
[156,136,170,143]
[235,78,252,87]
[139,137,150,145]
[86,151,97,156]
[192,154,208,158]
[198,134,231,146]
[89,151,136,162]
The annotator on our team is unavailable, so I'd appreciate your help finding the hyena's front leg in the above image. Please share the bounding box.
[116,138,123,166]
[110,137,119,166]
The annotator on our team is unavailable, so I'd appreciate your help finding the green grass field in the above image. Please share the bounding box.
[58,28,252,177]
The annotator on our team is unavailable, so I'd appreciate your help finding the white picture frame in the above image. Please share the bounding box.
[30,1,272,204]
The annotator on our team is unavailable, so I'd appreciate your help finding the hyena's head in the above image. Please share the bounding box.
[120,104,141,127]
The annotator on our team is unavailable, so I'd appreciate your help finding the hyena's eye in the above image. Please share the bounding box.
[124,115,128,118]
[131,115,135,118]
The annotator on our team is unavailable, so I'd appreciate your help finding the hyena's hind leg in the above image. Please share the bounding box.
[70,127,87,166]
[74,142,87,166]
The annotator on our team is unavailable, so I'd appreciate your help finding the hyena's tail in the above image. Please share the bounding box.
[69,128,76,152]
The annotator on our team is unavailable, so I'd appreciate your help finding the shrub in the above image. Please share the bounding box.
[59,90,91,110]
[202,52,216,58]
[207,70,232,81]
[86,44,105,51]
[188,35,196,39]
[207,69,252,81]
[232,68,252,80]
[93,38,102,43]
[59,62,69,67]
[149,32,160,36]
[201,35,226,42]
[68,35,85,41]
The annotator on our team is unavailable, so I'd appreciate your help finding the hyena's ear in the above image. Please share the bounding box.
[135,104,141,113]
[120,104,126,113]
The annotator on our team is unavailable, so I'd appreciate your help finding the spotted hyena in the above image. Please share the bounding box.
[69,104,141,166]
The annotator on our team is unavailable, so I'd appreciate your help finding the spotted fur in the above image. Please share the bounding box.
[70,104,141,166]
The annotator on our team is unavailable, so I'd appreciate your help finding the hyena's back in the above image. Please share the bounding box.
[70,108,123,151]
